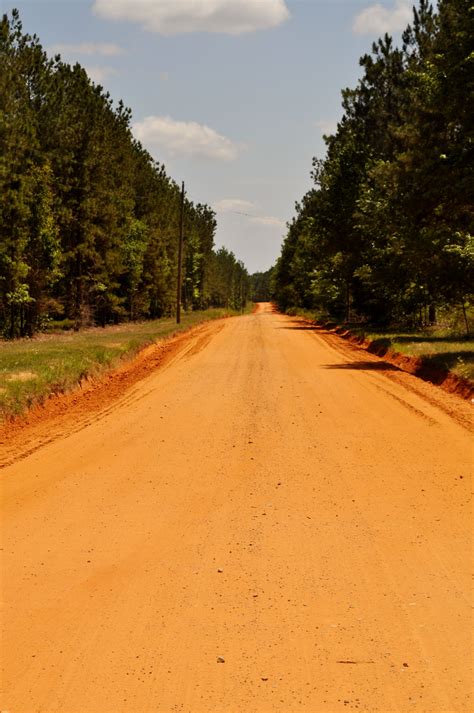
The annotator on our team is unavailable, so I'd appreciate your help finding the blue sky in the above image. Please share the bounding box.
[2,0,414,272]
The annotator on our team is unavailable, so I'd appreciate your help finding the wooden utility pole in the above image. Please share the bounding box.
[176,181,185,324]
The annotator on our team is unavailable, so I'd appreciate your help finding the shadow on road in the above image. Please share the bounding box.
[276,325,318,330]
[275,320,322,331]
[321,361,400,371]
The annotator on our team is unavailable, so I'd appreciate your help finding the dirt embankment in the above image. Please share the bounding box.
[0,319,224,468]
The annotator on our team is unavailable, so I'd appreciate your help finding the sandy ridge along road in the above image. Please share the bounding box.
[1,303,472,712]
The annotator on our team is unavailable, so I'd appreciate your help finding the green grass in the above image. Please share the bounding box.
[285,306,329,323]
[353,330,474,381]
[0,308,240,419]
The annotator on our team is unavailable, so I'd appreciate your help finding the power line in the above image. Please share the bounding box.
[230,211,254,218]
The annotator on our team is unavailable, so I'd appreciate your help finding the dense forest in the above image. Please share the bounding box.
[274,0,473,329]
[249,268,274,302]
[0,10,249,338]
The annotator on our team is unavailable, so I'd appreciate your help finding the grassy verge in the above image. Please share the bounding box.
[0,308,242,419]
[350,328,474,381]
[284,307,474,382]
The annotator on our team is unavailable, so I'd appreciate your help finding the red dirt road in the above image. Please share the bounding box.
[1,304,472,712]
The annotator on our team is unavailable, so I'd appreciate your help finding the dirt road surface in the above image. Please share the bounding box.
[1,304,472,712]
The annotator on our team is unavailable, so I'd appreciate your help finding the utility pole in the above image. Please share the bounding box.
[176,181,185,324]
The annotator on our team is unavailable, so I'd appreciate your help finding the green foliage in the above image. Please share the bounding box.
[274,0,474,330]
[206,247,249,311]
[121,218,149,319]
[249,268,274,302]
[0,10,248,338]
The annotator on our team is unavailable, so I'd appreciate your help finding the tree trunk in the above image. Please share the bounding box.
[462,303,470,336]
[74,278,82,331]
[74,254,83,331]
[428,304,436,325]
[345,283,351,323]
[10,303,16,339]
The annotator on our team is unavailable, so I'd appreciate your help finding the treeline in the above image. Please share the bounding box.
[274,0,473,328]
[249,268,274,302]
[0,10,248,338]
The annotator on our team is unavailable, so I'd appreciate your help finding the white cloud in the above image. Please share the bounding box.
[132,115,239,161]
[92,0,290,35]
[250,216,286,229]
[214,199,257,214]
[83,65,118,83]
[353,0,411,35]
[215,201,286,229]
[50,42,124,57]
[315,119,338,136]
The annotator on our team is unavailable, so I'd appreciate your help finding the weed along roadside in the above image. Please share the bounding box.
[0,308,248,421]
